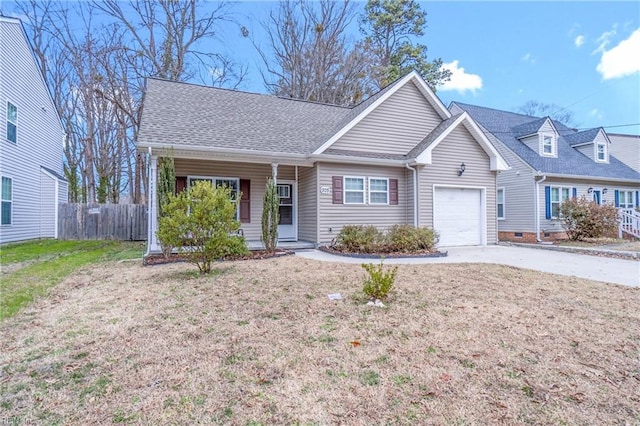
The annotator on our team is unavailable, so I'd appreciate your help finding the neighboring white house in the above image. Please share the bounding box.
[0,16,67,244]
[453,102,640,242]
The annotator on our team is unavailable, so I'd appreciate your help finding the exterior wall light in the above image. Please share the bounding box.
[457,163,466,176]
[587,187,593,193]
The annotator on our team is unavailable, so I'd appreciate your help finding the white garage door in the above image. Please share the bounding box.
[434,187,483,246]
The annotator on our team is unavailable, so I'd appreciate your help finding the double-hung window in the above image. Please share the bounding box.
[369,178,389,205]
[344,177,365,204]
[187,176,239,218]
[619,190,634,209]
[1,176,12,225]
[6,102,17,143]
[542,135,554,155]
[497,188,505,219]
[550,186,571,218]
[596,142,606,162]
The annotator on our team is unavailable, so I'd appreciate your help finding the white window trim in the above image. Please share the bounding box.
[343,176,365,205]
[497,187,505,220]
[186,175,240,218]
[6,100,17,144]
[277,184,290,199]
[1,175,13,226]
[619,190,634,209]
[550,186,572,219]
[595,142,608,163]
[368,177,389,205]
[540,133,556,157]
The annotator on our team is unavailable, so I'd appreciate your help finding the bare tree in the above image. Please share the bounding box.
[254,0,369,106]
[515,101,575,126]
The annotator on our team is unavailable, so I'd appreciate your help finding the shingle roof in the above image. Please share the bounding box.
[406,114,462,159]
[453,102,640,182]
[511,117,549,138]
[138,76,410,157]
[138,78,351,155]
[564,128,601,146]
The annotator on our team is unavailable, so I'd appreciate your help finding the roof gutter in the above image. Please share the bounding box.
[535,174,547,242]
[137,142,314,166]
[310,154,405,167]
[536,173,640,184]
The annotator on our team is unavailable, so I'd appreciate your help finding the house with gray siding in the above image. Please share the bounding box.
[137,71,509,254]
[452,102,640,242]
[0,16,67,244]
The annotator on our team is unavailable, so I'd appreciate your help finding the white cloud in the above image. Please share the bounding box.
[589,108,603,120]
[438,60,483,94]
[574,35,585,48]
[593,25,617,54]
[596,28,640,79]
[521,53,535,64]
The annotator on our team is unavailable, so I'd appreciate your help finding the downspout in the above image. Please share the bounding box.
[405,163,418,227]
[535,174,547,242]
[54,178,59,239]
[145,146,153,257]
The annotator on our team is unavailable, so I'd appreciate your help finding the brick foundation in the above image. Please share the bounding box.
[498,231,568,243]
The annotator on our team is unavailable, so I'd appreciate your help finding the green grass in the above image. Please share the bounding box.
[0,240,144,321]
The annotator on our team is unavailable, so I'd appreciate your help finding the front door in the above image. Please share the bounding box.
[277,181,297,241]
[592,190,601,205]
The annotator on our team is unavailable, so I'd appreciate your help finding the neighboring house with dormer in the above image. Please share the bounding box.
[0,16,67,244]
[451,102,640,242]
[137,71,509,254]
[608,133,640,173]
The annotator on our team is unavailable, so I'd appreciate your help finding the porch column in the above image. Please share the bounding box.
[271,162,278,185]
[147,154,161,254]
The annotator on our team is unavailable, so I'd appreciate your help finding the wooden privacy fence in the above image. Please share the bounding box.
[58,203,148,241]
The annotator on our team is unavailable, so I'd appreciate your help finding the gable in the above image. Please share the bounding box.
[431,125,490,171]
[329,81,445,155]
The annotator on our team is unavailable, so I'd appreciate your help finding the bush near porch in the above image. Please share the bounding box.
[559,196,619,241]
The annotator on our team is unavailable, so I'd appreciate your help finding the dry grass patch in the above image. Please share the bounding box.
[1,257,639,425]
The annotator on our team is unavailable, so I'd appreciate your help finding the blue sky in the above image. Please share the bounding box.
[229,1,640,134]
[6,1,639,134]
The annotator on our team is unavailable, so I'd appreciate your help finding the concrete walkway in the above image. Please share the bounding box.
[295,245,640,288]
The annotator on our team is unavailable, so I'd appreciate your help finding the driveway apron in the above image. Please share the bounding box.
[295,245,640,287]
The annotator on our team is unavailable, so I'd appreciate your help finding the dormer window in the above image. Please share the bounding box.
[596,142,607,162]
[541,134,555,156]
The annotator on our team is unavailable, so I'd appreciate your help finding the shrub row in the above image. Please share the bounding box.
[332,224,439,253]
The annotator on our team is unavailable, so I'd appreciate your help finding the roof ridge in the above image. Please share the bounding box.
[453,101,542,120]
[148,77,352,110]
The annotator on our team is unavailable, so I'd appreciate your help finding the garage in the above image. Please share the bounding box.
[433,187,484,246]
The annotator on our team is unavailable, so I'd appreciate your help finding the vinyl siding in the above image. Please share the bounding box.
[40,171,56,238]
[298,165,317,243]
[0,19,66,243]
[609,134,640,172]
[574,132,608,163]
[173,159,296,241]
[418,125,498,243]
[490,133,537,233]
[538,179,640,233]
[331,81,443,155]
[317,162,409,244]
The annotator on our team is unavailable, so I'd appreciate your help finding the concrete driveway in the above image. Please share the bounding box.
[295,245,640,287]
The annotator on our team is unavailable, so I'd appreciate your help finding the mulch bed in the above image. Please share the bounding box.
[143,249,294,266]
[319,245,447,259]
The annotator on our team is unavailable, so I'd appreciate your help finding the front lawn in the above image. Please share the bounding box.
[0,256,638,424]
[0,239,144,320]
